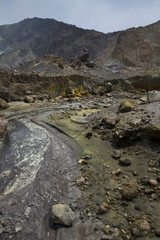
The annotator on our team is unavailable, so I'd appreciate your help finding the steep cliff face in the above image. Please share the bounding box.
[95,21,160,68]
[0,17,160,69]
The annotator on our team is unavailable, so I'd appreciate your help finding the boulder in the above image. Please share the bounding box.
[85,61,94,68]
[148,179,158,186]
[111,149,121,159]
[119,158,131,166]
[112,169,121,176]
[0,118,8,136]
[24,96,34,103]
[147,90,160,102]
[0,98,9,110]
[52,204,75,226]
[64,87,73,98]
[156,228,160,236]
[131,219,150,237]
[105,82,113,93]
[75,47,89,62]
[118,100,135,113]
[101,118,117,129]
[122,182,138,200]
[148,122,160,140]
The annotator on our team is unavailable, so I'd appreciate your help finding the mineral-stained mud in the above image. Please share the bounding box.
[0,108,83,240]
[46,93,160,240]
[0,119,50,195]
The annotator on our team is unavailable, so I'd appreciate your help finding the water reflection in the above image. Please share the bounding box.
[0,118,50,195]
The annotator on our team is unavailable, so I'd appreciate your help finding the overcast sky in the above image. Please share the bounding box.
[0,0,160,33]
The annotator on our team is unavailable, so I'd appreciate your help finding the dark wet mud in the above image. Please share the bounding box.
[0,108,82,240]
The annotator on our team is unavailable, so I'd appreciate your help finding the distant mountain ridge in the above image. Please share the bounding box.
[0,17,159,69]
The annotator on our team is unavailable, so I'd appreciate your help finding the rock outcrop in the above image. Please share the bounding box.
[0,18,160,69]
[52,204,75,226]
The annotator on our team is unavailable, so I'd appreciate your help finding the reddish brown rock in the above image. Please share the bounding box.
[101,118,117,129]
[75,47,89,62]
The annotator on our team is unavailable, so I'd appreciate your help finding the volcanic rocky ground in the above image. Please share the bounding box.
[0,18,160,240]
[0,80,160,240]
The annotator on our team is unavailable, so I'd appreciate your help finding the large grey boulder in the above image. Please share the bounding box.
[52,204,75,226]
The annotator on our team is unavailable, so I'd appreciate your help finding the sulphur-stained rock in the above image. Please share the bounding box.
[118,100,135,113]
[111,149,121,159]
[24,96,34,103]
[64,87,74,98]
[0,98,9,110]
[122,182,138,200]
[0,118,8,135]
[131,219,150,237]
[52,204,75,226]
[148,179,158,186]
